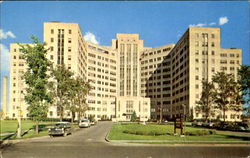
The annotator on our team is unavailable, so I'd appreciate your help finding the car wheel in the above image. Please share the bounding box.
[63,131,67,137]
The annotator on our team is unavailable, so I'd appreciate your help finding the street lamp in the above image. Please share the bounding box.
[17,74,22,138]
[182,104,186,136]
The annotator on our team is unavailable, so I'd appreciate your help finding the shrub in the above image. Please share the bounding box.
[185,130,216,136]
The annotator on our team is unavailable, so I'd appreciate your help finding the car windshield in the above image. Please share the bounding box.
[81,120,89,122]
[55,123,67,127]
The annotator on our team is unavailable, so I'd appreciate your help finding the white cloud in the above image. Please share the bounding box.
[219,17,229,25]
[0,29,16,39]
[189,23,207,27]
[84,32,99,45]
[209,22,216,26]
[0,44,10,76]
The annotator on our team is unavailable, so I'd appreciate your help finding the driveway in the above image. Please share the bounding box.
[2,121,250,158]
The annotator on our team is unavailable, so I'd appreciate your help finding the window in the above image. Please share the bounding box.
[211,51,215,55]
[51,38,54,42]
[195,41,199,46]
[195,50,199,55]
[195,84,199,89]
[50,55,53,60]
[51,29,54,34]
[68,47,71,52]
[50,46,54,51]
[68,38,71,43]
[195,76,199,80]
[69,29,72,34]
[211,34,215,38]
[13,56,16,59]
[211,42,215,47]
[68,55,71,60]
[211,67,215,72]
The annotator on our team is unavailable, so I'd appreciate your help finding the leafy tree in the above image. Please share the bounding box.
[69,76,91,122]
[19,36,52,134]
[195,80,215,122]
[238,65,250,103]
[212,72,236,123]
[50,65,74,122]
[230,82,244,121]
[130,111,137,122]
[0,110,4,119]
[238,65,250,117]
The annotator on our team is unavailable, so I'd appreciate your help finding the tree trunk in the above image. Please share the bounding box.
[223,110,226,123]
[71,111,75,123]
[78,111,81,121]
[36,121,39,134]
[60,106,63,122]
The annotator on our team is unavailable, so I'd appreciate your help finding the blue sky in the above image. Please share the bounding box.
[0,1,249,109]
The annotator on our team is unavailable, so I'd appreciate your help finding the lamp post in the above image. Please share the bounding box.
[17,108,22,138]
[17,74,22,138]
[182,104,186,136]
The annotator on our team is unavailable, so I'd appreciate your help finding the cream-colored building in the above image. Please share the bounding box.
[110,34,151,121]
[169,27,242,121]
[1,76,8,118]
[9,43,28,118]
[7,22,242,122]
[85,42,117,120]
[140,44,175,121]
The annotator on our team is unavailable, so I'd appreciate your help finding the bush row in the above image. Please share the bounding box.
[123,130,166,136]
[185,130,216,136]
[123,129,216,136]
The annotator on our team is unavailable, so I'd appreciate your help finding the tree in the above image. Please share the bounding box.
[230,83,244,122]
[238,65,250,103]
[19,36,52,134]
[130,111,137,122]
[212,72,236,123]
[69,76,91,122]
[195,80,215,122]
[50,65,74,122]
[238,65,250,117]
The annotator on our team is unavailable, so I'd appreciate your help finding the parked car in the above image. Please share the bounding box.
[191,121,202,127]
[90,120,97,126]
[202,122,215,128]
[79,119,91,128]
[48,122,72,137]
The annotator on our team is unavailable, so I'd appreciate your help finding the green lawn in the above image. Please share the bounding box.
[0,120,56,134]
[108,123,250,143]
[0,120,62,140]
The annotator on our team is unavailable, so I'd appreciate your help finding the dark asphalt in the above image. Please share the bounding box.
[1,121,250,158]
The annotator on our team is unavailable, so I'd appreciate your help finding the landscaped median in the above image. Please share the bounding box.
[106,123,250,144]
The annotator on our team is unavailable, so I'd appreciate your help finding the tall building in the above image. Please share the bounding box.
[111,34,150,121]
[85,42,118,120]
[140,44,175,120]
[9,43,28,118]
[2,76,8,118]
[169,27,242,121]
[7,22,242,122]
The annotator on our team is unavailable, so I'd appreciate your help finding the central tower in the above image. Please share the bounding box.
[112,34,150,121]
[112,33,144,97]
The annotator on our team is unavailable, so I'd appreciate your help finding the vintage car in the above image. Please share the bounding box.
[48,122,72,137]
[79,119,91,128]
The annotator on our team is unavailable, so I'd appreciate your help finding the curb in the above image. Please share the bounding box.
[105,127,111,142]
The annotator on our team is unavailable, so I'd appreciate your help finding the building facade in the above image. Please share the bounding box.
[6,22,242,122]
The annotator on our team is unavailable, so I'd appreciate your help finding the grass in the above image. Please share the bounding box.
[0,120,62,140]
[108,123,250,143]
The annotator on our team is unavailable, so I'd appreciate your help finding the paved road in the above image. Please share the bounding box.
[2,121,250,158]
